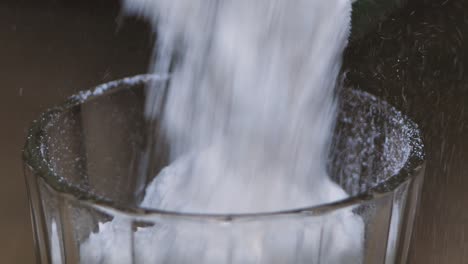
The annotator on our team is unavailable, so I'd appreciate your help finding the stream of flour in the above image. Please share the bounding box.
[79,0,364,263]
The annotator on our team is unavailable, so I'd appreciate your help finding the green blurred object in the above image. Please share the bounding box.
[351,0,407,41]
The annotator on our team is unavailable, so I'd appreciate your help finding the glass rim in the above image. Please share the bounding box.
[23,74,425,221]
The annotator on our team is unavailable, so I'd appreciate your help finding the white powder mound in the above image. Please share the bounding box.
[142,144,347,213]
[79,0,364,263]
[80,208,362,264]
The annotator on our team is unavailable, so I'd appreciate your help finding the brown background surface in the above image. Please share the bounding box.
[0,1,152,262]
[1,0,467,263]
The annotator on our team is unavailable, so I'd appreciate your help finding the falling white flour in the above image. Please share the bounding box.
[79,0,364,263]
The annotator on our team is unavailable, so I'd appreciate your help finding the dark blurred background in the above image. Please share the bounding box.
[1,0,467,263]
[1,0,153,262]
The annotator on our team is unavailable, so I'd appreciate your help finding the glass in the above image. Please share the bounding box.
[23,75,425,264]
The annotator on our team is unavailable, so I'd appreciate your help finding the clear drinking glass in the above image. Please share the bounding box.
[23,75,425,264]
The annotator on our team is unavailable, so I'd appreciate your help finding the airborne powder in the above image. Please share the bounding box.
[80,0,364,263]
